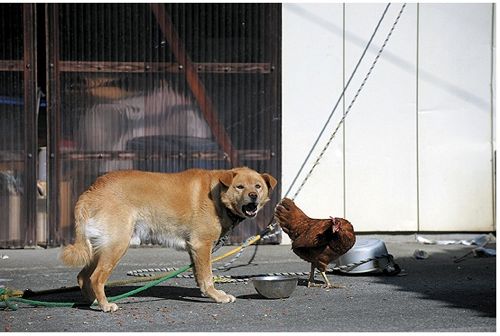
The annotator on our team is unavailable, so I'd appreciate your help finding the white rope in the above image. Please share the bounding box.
[290,3,407,201]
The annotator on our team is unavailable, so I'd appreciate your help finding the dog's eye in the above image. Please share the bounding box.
[236,185,245,190]
[255,184,262,189]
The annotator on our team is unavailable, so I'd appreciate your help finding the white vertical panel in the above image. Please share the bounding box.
[282,3,493,235]
[492,5,496,231]
[282,3,345,222]
[344,4,418,231]
[418,4,494,231]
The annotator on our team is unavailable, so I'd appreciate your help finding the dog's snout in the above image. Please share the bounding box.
[248,192,258,200]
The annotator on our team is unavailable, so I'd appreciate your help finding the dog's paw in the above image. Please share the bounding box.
[211,289,236,303]
[217,294,236,303]
[100,302,119,312]
[225,293,237,303]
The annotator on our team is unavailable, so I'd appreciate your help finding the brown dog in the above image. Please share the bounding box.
[60,167,277,312]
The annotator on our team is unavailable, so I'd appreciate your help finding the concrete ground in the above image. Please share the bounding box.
[0,234,496,332]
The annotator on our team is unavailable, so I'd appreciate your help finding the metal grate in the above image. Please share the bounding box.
[0,4,38,248]
[47,3,282,245]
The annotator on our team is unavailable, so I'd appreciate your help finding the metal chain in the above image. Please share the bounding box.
[212,230,233,253]
[210,221,281,270]
[290,3,407,201]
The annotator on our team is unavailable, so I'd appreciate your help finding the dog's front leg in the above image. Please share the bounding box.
[188,238,236,303]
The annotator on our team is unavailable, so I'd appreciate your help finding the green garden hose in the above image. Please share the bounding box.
[0,264,191,310]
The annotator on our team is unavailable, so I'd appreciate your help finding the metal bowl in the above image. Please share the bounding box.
[252,275,298,299]
[333,238,392,274]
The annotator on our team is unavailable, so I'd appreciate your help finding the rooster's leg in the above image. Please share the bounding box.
[307,264,319,287]
[320,271,332,287]
[307,264,325,288]
[320,271,345,289]
[308,265,345,288]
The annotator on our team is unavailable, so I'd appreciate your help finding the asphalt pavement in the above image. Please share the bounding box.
[0,234,496,332]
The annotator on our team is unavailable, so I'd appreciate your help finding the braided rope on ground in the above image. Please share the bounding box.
[127,254,396,283]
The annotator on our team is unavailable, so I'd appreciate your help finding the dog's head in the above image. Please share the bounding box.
[219,167,277,219]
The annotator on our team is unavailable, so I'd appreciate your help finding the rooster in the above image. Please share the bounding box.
[275,198,356,288]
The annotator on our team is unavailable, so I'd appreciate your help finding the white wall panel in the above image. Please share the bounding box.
[282,3,345,222]
[418,4,494,231]
[344,4,418,231]
[282,3,494,234]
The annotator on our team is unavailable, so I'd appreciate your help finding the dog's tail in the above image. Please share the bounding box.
[60,240,92,267]
[59,201,93,267]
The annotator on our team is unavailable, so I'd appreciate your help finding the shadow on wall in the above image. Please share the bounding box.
[286,4,490,111]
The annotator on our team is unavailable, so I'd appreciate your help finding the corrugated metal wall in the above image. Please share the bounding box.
[46,4,282,246]
[0,4,38,248]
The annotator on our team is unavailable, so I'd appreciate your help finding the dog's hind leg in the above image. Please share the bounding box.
[187,238,236,303]
[88,239,130,312]
[77,260,98,304]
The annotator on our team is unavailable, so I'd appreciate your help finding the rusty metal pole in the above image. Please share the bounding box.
[46,3,62,245]
[22,3,38,247]
[149,3,239,166]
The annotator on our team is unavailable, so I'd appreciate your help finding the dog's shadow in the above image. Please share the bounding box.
[23,284,213,310]
[108,285,209,303]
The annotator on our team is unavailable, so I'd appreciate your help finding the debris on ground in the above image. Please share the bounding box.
[413,250,429,260]
[417,233,496,264]
[472,247,496,258]
[454,246,496,263]
[416,233,495,247]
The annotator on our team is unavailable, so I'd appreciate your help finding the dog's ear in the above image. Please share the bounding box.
[219,171,234,188]
[261,173,277,192]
